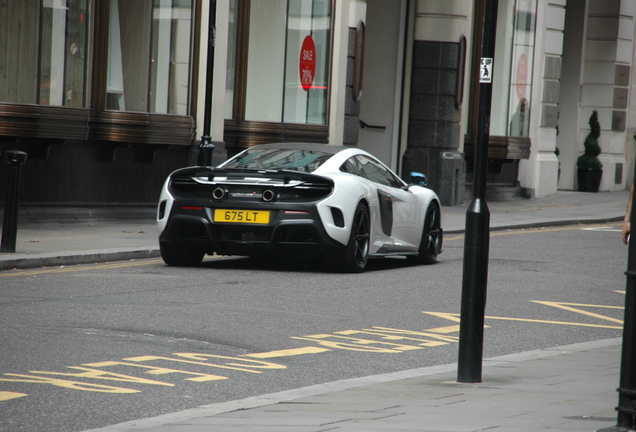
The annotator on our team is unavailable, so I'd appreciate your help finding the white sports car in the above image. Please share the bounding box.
[157,143,443,272]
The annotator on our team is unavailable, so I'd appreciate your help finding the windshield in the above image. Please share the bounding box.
[221,148,332,173]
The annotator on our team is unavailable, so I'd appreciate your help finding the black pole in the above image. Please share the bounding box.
[1,150,27,253]
[617,257,636,429]
[598,186,636,432]
[457,0,498,383]
[197,0,217,166]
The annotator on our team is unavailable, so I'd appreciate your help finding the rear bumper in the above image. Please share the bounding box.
[159,204,343,258]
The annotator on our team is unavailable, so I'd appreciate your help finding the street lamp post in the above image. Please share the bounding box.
[198,0,217,167]
[457,0,498,383]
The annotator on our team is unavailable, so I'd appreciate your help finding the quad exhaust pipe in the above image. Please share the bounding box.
[212,187,227,201]
[212,187,277,202]
[262,189,277,202]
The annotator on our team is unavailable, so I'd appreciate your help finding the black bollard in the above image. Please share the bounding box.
[198,135,216,167]
[1,150,27,253]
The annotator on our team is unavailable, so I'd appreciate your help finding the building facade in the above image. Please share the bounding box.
[0,0,635,210]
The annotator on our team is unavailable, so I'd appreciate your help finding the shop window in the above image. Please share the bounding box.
[0,0,90,107]
[490,0,536,138]
[225,0,332,150]
[106,0,193,115]
[242,0,330,124]
[0,0,196,145]
[244,0,287,122]
[464,0,536,160]
[225,0,238,119]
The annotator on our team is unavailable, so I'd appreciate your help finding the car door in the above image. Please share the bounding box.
[340,157,394,254]
[353,155,421,252]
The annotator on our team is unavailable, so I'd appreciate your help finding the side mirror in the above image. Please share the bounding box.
[409,171,427,186]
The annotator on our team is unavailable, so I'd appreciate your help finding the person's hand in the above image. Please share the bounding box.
[623,219,630,245]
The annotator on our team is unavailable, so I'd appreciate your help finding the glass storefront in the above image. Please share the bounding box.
[0,0,193,116]
[225,0,238,119]
[106,0,193,114]
[0,0,90,107]
[41,0,90,107]
[227,0,332,125]
[490,0,537,138]
[282,0,331,124]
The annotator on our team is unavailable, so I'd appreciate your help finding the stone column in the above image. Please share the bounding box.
[402,1,471,206]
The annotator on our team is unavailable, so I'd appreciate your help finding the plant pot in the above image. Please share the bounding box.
[577,168,602,192]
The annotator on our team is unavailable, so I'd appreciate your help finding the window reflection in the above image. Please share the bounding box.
[224,148,331,172]
[106,0,192,114]
[341,156,402,188]
[490,0,536,137]
[40,0,89,107]
[241,0,331,124]
[225,0,237,119]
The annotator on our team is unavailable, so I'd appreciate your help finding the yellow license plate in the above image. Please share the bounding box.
[213,209,270,224]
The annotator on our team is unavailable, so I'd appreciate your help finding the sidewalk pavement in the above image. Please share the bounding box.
[0,190,632,431]
[85,338,624,432]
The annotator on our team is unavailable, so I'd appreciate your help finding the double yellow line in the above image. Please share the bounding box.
[0,259,165,278]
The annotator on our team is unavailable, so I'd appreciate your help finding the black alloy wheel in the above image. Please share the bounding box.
[408,202,442,265]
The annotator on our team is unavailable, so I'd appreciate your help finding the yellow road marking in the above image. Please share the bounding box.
[245,346,331,359]
[422,312,461,324]
[291,334,423,353]
[531,301,623,324]
[0,259,165,277]
[422,308,623,329]
[481,316,621,329]
[426,325,461,334]
[0,391,27,401]
[445,223,619,241]
[30,367,174,387]
[0,374,141,393]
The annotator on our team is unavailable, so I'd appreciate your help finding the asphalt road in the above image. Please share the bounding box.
[0,223,627,432]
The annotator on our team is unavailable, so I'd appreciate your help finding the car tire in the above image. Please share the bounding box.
[408,202,442,265]
[160,241,204,266]
[325,202,370,273]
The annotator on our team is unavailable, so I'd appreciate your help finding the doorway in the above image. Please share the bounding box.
[357,0,408,173]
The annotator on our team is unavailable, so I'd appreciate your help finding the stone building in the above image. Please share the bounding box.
[0,0,634,210]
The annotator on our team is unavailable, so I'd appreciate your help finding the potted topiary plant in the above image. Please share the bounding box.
[577,110,603,192]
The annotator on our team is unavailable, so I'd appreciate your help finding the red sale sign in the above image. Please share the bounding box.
[299,35,316,91]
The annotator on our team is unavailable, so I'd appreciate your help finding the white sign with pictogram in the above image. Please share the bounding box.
[480,58,493,83]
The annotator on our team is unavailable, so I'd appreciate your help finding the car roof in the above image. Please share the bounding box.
[248,142,350,155]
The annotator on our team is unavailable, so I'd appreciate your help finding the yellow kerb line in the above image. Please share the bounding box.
[445,223,620,241]
[0,259,164,277]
